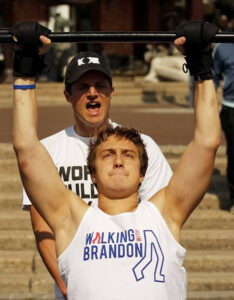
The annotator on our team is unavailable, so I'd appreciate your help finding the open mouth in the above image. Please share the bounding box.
[86,102,101,109]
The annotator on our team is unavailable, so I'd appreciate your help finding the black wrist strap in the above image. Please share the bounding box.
[194,72,214,81]
[13,52,45,77]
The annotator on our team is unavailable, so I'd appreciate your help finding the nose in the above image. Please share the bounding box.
[114,153,124,169]
[87,86,98,100]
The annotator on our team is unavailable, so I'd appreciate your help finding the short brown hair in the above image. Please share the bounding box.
[87,126,148,177]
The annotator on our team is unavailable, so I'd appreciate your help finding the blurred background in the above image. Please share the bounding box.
[0,0,233,82]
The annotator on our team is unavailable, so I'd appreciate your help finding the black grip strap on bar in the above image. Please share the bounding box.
[0,30,233,43]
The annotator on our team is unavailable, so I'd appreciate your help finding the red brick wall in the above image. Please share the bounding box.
[147,0,162,31]
[189,0,203,20]
[12,0,49,23]
[100,0,133,56]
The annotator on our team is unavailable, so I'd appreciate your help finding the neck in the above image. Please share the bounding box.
[74,117,109,137]
[98,193,138,215]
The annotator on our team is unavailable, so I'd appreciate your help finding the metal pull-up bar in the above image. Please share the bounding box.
[0,30,233,43]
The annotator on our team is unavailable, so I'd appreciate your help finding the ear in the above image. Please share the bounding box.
[110,86,114,99]
[64,89,72,103]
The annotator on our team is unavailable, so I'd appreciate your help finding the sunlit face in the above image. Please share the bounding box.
[64,71,114,131]
[92,135,144,199]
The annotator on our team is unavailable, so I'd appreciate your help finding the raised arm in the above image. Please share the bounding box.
[11,22,86,249]
[152,21,221,232]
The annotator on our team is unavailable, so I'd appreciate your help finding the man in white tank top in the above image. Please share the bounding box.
[18,27,172,299]
[12,21,220,299]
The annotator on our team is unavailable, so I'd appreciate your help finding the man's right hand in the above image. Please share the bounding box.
[10,21,51,77]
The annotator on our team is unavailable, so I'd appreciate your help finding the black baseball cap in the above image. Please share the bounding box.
[65,51,112,88]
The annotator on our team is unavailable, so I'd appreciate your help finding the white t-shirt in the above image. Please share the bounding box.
[22,121,172,209]
[58,201,187,300]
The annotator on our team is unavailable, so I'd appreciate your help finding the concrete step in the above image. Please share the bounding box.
[0,143,15,159]
[0,174,22,193]
[0,172,227,198]
[1,291,234,300]
[0,191,230,212]
[184,250,234,272]
[0,81,139,94]
[198,192,230,210]
[0,82,143,108]
[0,251,47,274]
[0,165,226,192]
[1,249,234,275]
[0,192,22,210]
[208,176,229,193]
[0,154,227,176]
[188,272,234,291]
[1,228,234,251]
[0,158,19,175]
[0,211,31,230]
[0,143,227,159]
[0,230,36,251]
[184,209,234,230]
[0,271,233,295]
[168,156,227,175]
[0,156,227,178]
[0,80,222,108]
[0,251,35,274]
[0,94,144,107]
[1,208,234,231]
[0,273,53,294]
[187,290,234,300]
[161,145,226,159]
[181,229,234,250]
[0,293,54,300]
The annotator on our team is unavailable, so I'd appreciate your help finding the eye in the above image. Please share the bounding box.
[124,152,134,158]
[103,153,112,159]
[96,83,106,89]
[77,84,89,91]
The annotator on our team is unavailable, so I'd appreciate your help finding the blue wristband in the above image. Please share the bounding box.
[13,84,36,90]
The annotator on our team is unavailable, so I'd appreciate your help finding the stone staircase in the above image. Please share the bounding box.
[0,143,234,299]
[163,145,234,300]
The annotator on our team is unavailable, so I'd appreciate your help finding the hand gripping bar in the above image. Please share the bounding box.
[0,30,233,43]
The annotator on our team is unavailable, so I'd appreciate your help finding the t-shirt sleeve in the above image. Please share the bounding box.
[22,188,31,211]
[138,135,172,202]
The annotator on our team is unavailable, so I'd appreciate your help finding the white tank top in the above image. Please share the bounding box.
[58,201,187,300]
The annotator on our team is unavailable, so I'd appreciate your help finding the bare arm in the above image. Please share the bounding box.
[13,75,73,231]
[13,36,87,253]
[152,37,221,231]
[30,206,67,299]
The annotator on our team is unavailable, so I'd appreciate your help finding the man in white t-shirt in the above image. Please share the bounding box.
[12,20,220,299]
[14,24,172,299]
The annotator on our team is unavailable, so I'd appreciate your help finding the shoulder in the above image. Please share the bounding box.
[140,133,160,154]
[41,126,73,144]
[41,126,77,155]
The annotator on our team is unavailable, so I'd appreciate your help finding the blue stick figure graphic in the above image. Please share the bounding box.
[132,230,165,282]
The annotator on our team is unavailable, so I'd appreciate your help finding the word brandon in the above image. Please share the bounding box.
[83,229,165,282]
